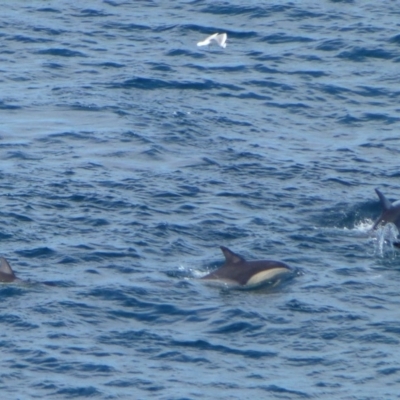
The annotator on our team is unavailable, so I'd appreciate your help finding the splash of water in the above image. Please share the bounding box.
[197,33,227,48]
[369,223,399,257]
[352,219,374,235]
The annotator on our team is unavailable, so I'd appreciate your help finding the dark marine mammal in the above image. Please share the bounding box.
[0,257,56,285]
[202,246,292,286]
[0,257,17,282]
[373,188,400,230]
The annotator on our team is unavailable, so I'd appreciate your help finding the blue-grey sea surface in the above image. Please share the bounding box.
[1,1,400,399]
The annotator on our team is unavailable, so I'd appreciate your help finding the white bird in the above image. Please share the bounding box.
[197,33,227,48]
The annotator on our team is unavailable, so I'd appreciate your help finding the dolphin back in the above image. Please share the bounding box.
[0,257,16,282]
[373,188,400,230]
[202,247,292,286]
[375,188,392,211]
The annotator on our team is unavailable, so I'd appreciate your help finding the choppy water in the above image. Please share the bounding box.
[1,1,400,399]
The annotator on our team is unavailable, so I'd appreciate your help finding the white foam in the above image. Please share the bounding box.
[197,33,227,48]
[353,219,374,234]
[192,269,209,279]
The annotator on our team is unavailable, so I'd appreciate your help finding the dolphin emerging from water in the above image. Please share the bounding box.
[0,257,17,283]
[0,258,56,285]
[202,246,292,286]
[372,188,400,230]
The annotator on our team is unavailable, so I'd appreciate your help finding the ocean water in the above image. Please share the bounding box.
[1,1,400,399]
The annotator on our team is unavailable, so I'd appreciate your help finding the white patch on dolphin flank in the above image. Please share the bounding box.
[246,268,290,286]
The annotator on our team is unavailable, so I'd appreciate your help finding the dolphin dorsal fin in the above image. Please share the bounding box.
[220,246,245,264]
[0,257,15,276]
[375,188,392,211]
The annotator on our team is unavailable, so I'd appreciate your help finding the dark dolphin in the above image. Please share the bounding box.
[202,246,292,286]
[373,188,400,230]
[0,257,17,283]
[0,257,58,286]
